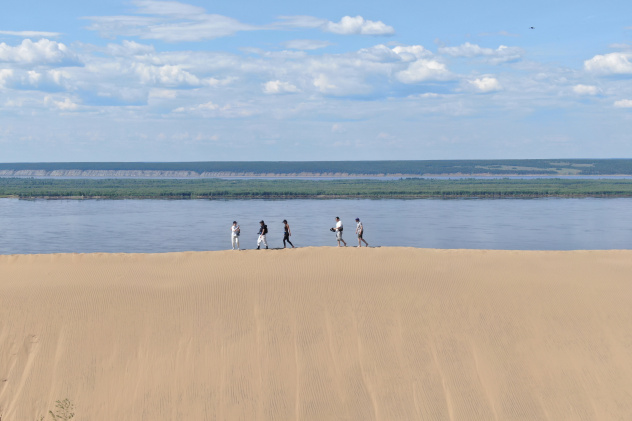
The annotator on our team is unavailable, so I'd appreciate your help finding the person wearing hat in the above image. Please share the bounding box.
[334,216,347,247]
[257,220,268,249]
[355,217,369,247]
[282,219,295,248]
[231,220,240,250]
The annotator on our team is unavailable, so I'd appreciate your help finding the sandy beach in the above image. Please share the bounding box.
[1,247,631,420]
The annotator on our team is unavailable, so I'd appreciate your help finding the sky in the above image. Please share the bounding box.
[1,0,632,162]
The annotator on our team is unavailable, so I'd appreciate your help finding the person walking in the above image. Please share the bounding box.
[355,217,369,247]
[231,221,240,250]
[257,220,268,249]
[282,219,295,248]
[334,216,347,247]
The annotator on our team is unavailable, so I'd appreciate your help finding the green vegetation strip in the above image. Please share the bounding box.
[2,178,632,199]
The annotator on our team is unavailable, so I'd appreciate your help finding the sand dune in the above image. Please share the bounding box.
[1,248,631,420]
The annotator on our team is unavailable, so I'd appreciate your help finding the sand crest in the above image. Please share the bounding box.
[1,248,631,420]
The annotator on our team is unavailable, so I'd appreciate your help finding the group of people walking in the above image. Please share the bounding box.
[230,217,368,250]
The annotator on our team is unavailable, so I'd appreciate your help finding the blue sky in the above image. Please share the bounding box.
[1,0,631,162]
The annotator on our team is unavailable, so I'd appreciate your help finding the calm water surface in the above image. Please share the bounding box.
[0,198,630,254]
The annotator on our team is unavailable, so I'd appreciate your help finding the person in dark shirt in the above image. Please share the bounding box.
[257,220,268,249]
[282,219,295,248]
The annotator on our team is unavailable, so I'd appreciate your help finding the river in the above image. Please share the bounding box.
[0,198,630,254]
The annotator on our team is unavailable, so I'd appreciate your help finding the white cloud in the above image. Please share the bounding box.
[277,15,394,36]
[149,88,178,99]
[331,124,346,133]
[609,43,632,51]
[438,42,522,64]
[134,0,205,16]
[324,16,395,35]
[0,39,80,65]
[573,84,598,95]
[276,16,324,29]
[85,1,258,42]
[467,77,502,93]
[283,39,332,51]
[26,70,42,85]
[106,40,155,56]
[134,63,201,86]
[313,74,337,92]
[0,31,61,38]
[174,101,219,112]
[392,45,431,61]
[45,96,79,111]
[396,59,452,83]
[614,99,632,108]
[48,69,71,85]
[584,52,632,75]
[0,69,13,87]
[262,80,299,94]
[174,100,258,117]
[86,2,393,43]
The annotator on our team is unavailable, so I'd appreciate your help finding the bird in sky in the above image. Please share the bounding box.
[529,26,535,29]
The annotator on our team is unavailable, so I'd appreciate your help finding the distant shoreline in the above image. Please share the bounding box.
[2,177,632,199]
[2,159,632,178]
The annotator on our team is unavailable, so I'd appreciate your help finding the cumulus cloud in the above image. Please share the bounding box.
[438,42,522,64]
[573,84,599,95]
[134,63,201,86]
[0,39,80,65]
[26,70,42,85]
[48,69,72,85]
[392,45,431,61]
[262,80,299,94]
[467,77,502,93]
[0,69,14,87]
[45,96,80,111]
[149,88,178,99]
[324,16,395,35]
[396,59,452,84]
[313,74,337,92]
[584,52,632,75]
[614,99,632,108]
[278,15,395,36]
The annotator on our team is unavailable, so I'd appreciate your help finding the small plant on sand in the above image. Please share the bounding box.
[37,399,74,421]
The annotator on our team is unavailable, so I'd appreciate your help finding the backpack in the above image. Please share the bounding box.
[262,224,268,235]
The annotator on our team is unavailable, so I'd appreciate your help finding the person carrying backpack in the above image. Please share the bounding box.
[257,220,268,249]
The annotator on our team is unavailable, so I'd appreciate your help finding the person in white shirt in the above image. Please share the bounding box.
[334,216,347,247]
[231,221,240,250]
[355,217,369,247]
